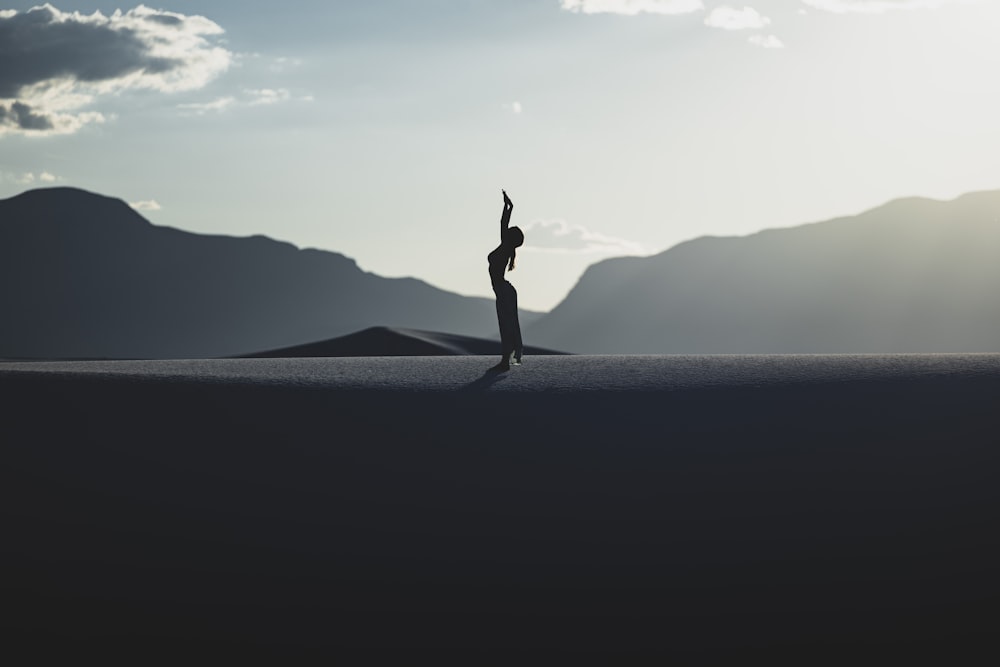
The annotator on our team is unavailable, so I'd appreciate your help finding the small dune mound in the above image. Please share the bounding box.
[241,326,568,358]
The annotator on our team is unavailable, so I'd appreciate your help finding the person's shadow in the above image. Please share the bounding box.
[462,368,510,392]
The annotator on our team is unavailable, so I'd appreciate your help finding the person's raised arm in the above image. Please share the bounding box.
[500,189,513,240]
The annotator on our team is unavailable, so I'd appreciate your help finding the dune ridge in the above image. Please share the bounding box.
[239,326,568,358]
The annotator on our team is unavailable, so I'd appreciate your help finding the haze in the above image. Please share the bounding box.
[2,0,999,311]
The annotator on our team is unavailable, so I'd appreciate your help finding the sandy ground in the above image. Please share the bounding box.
[3,355,999,661]
[5,353,1000,390]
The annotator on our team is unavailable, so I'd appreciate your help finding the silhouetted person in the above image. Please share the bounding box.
[488,189,525,372]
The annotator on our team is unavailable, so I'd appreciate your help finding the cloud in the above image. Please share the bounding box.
[245,88,292,106]
[560,0,705,15]
[269,57,304,73]
[1,170,61,185]
[0,102,52,131]
[504,101,523,114]
[0,3,232,137]
[801,0,980,12]
[521,218,649,255]
[177,96,236,115]
[178,88,304,115]
[560,1,781,48]
[129,199,162,212]
[704,6,772,30]
[748,34,785,48]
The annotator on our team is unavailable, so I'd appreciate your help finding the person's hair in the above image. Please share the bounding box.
[506,226,524,272]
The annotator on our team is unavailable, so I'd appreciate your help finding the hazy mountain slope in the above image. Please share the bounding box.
[528,191,1000,353]
[0,187,540,359]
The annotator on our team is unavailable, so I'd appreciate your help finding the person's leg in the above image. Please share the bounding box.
[494,289,512,369]
[510,285,523,363]
[501,284,520,359]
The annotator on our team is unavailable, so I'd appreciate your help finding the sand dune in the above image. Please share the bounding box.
[241,326,568,358]
[2,355,999,661]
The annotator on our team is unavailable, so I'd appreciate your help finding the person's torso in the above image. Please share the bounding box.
[488,245,507,287]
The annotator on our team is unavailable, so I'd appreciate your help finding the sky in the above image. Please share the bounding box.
[2,0,1000,311]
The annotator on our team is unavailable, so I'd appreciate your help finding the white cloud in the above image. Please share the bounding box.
[2,170,61,185]
[521,218,649,255]
[269,57,304,73]
[0,97,107,137]
[129,200,162,212]
[179,88,306,116]
[245,88,292,106]
[748,34,785,48]
[705,6,771,30]
[504,101,524,114]
[802,0,981,12]
[560,0,704,16]
[177,96,237,115]
[0,4,232,137]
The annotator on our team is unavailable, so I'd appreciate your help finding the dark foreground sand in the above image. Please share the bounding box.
[3,355,999,662]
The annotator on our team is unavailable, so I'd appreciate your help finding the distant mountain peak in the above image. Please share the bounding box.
[2,186,151,229]
[5,185,126,206]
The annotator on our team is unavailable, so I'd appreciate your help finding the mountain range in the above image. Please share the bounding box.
[0,187,540,359]
[5,186,1000,358]
[527,190,1000,353]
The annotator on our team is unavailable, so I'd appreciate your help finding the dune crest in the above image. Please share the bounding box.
[241,326,568,358]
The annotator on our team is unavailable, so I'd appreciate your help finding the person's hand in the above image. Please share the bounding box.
[502,189,512,206]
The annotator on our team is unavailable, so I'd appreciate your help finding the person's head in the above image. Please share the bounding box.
[504,226,524,271]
